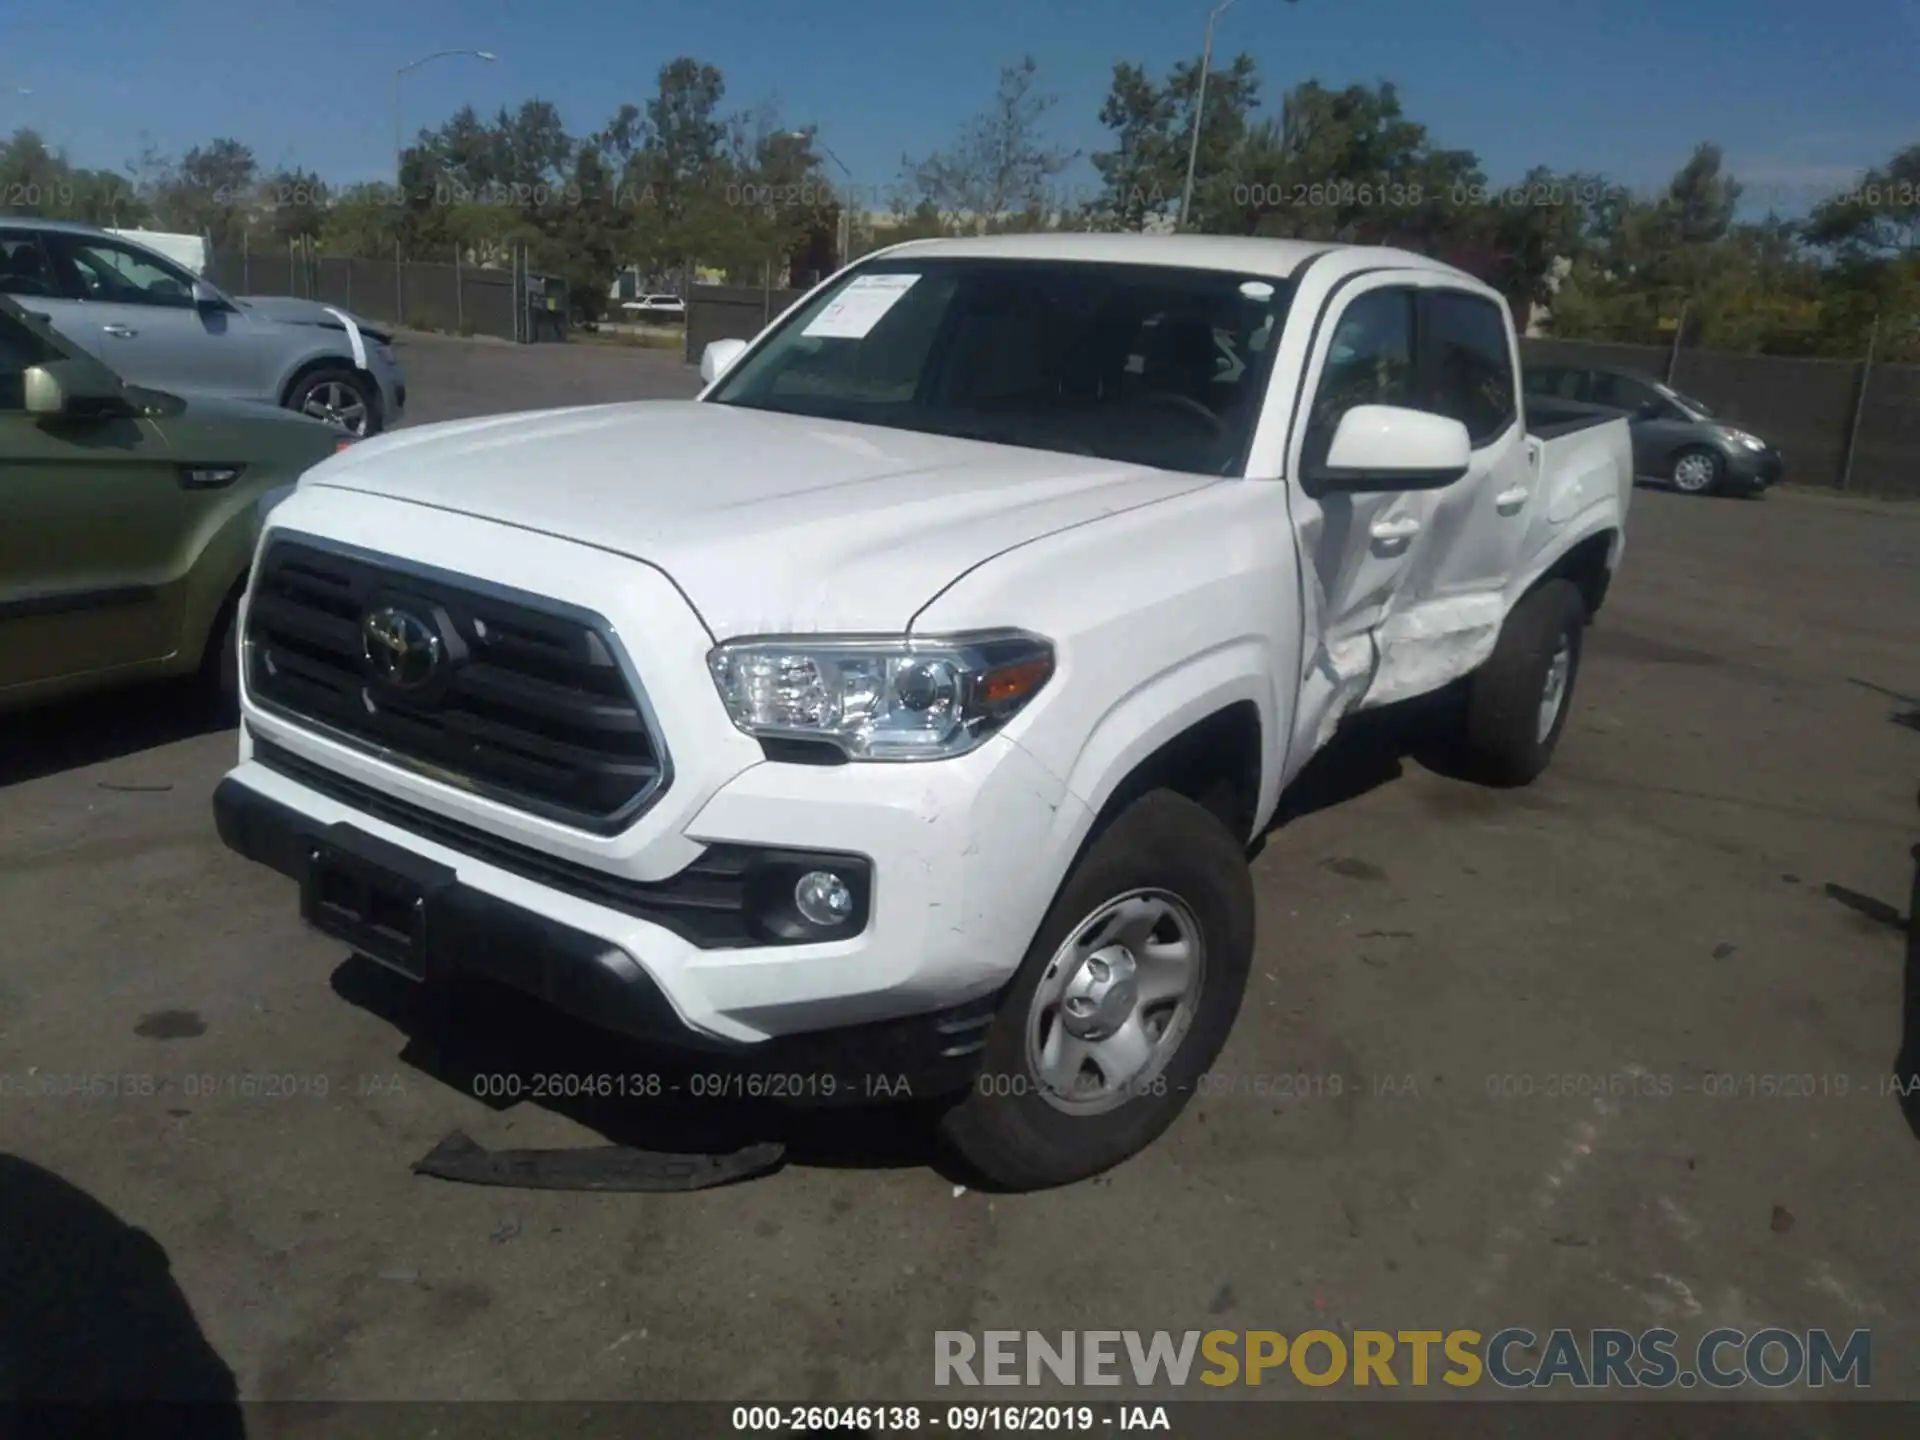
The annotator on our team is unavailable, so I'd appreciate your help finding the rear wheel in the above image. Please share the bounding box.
[288,367,380,436]
[1453,579,1586,788]
[938,790,1255,1191]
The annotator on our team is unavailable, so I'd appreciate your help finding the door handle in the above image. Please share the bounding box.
[1369,516,1422,543]
[101,323,138,338]
[1495,485,1530,514]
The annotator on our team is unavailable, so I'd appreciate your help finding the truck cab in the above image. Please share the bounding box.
[214,234,1631,1189]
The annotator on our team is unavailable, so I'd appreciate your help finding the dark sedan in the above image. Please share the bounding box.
[1524,363,1782,497]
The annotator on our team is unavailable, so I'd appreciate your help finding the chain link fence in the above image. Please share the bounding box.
[206,239,569,344]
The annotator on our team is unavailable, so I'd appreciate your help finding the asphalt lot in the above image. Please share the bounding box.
[2,335,1918,1413]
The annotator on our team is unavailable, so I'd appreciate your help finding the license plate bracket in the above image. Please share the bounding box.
[299,824,456,982]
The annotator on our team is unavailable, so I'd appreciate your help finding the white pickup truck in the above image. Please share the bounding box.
[215,234,1631,1189]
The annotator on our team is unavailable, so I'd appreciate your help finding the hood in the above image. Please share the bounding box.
[162,390,335,430]
[304,401,1216,638]
[236,294,388,338]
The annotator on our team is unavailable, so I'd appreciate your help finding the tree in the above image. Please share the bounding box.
[0,129,151,227]
[0,129,70,215]
[316,183,403,259]
[901,57,1075,231]
[157,138,258,252]
[261,166,327,248]
[1086,61,1189,230]
[1804,143,1920,258]
[1218,80,1481,249]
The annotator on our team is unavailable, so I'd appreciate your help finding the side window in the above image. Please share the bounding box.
[1589,372,1657,413]
[1303,287,1416,467]
[1530,367,1585,401]
[1420,290,1516,446]
[0,231,58,298]
[0,308,59,411]
[51,236,197,308]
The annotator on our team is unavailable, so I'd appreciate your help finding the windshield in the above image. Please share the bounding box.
[1658,382,1713,418]
[707,258,1296,477]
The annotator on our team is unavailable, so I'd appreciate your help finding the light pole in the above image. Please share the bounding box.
[1178,0,1293,229]
[394,49,496,187]
[787,130,855,271]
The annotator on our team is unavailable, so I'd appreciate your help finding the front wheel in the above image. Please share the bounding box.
[288,367,380,437]
[938,789,1255,1190]
[1670,446,1724,495]
[199,594,240,723]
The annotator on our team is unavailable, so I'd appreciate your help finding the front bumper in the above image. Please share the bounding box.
[214,774,1002,1098]
[368,350,406,424]
[1724,446,1783,489]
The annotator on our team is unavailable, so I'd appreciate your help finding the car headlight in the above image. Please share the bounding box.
[708,631,1054,760]
[1727,430,1768,451]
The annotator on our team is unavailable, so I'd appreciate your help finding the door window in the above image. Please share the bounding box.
[1526,366,1588,401]
[1420,291,1516,446]
[0,231,59,299]
[1302,287,1416,469]
[47,235,198,308]
[1589,371,1662,414]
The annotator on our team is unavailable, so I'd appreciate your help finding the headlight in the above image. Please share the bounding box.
[708,631,1054,760]
[1728,430,1767,451]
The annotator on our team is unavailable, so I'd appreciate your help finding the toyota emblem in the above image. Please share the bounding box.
[362,606,443,690]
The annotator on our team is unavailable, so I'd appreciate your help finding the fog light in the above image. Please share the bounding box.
[794,870,853,927]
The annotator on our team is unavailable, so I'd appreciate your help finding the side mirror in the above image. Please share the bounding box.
[700,337,748,385]
[1300,404,1472,496]
[192,279,226,309]
[24,360,138,421]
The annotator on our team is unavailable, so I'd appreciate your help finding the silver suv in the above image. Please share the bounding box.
[0,218,405,435]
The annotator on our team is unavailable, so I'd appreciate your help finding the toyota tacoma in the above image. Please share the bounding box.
[213,234,1632,1189]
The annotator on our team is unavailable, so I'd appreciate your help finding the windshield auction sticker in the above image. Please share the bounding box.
[803,273,920,339]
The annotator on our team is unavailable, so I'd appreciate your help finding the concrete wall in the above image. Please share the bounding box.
[1523,337,1918,498]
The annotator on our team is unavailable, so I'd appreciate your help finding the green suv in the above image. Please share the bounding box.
[0,294,346,715]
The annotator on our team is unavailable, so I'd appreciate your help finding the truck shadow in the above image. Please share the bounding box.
[0,1153,244,1435]
[0,681,228,789]
[329,958,958,1182]
[1253,698,1464,853]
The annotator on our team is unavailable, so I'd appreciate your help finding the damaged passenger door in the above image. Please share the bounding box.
[1280,279,1436,758]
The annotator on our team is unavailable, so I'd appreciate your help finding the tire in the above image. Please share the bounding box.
[1670,446,1724,495]
[287,366,381,437]
[938,789,1256,1191]
[1455,579,1586,788]
[200,594,240,723]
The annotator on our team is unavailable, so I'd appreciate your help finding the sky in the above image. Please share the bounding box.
[3,0,1915,217]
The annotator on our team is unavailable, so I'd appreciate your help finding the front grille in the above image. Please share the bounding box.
[245,536,669,832]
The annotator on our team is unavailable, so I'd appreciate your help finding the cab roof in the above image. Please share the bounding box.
[870,231,1471,284]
